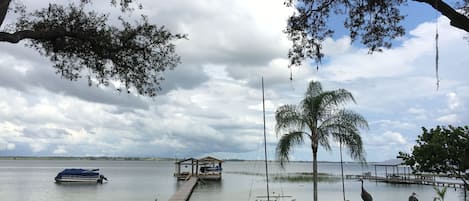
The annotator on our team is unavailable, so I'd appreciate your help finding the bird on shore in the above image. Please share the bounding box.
[359,178,373,201]
[408,192,418,201]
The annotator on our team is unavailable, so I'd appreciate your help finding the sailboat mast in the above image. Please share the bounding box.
[262,77,270,201]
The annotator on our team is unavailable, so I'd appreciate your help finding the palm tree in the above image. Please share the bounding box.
[275,80,368,201]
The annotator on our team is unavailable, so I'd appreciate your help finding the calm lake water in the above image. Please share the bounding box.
[0,159,466,201]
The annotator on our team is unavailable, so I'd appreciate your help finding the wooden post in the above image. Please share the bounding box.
[403,166,406,180]
[177,161,180,176]
[191,159,194,175]
[196,160,199,176]
[385,166,388,179]
[374,165,377,182]
[396,165,399,177]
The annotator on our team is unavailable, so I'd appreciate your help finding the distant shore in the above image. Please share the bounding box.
[0,156,173,161]
[0,156,369,163]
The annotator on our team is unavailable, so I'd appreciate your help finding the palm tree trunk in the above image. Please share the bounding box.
[340,139,346,201]
[313,149,318,201]
[312,126,319,201]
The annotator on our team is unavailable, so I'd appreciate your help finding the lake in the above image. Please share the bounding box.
[0,159,465,201]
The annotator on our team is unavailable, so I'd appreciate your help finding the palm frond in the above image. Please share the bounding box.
[338,109,369,129]
[300,95,325,125]
[320,109,368,162]
[320,110,368,133]
[317,128,331,151]
[343,131,366,162]
[275,104,305,136]
[276,131,305,168]
[301,89,355,123]
[318,89,356,115]
[275,80,368,166]
[330,89,356,105]
[305,80,323,97]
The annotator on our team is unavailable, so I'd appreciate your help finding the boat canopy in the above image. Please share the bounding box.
[57,169,99,176]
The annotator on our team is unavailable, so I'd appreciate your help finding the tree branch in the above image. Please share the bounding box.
[0,0,11,28]
[414,0,469,32]
[0,29,68,43]
[0,28,121,58]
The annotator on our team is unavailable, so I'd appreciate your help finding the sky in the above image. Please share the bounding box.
[0,0,468,162]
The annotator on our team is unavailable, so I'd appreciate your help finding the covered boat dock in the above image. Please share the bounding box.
[174,156,223,180]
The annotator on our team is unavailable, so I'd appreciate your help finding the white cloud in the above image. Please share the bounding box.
[371,120,416,130]
[53,145,68,155]
[367,131,408,146]
[437,114,459,124]
[0,139,16,151]
[407,107,428,120]
[322,37,353,55]
[0,121,24,137]
[30,141,46,153]
[0,0,468,162]
[64,128,89,144]
[447,92,461,110]
[407,107,426,115]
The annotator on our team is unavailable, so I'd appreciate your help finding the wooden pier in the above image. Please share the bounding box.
[343,161,468,189]
[422,180,467,189]
[345,174,466,189]
[168,177,199,201]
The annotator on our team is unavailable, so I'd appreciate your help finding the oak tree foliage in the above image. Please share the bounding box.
[0,0,186,97]
[285,0,469,67]
[398,125,469,189]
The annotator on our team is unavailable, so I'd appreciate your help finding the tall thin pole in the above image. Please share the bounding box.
[340,139,346,201]
[262,77,270,201]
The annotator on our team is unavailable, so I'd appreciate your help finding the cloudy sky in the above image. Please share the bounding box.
[0,0,468,162]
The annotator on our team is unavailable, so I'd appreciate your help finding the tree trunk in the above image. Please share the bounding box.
[340,139,346,201]
[311,121,319,201]
[414,0,469,32]
[0,0,11,28]
[312,147,318,201]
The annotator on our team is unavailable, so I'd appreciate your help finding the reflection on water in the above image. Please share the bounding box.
[0,160,466,201]
[0,159,176,201]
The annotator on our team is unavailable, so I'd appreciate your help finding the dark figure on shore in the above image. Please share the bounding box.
[359,179,373,201]
[409,192,418,201]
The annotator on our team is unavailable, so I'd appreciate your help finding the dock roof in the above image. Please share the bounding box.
[198,156,223,163]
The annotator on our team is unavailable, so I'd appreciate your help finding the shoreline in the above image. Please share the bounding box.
[0,156,372,163]
[0,156,171,161]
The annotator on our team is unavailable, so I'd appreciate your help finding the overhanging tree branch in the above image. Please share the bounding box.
[0,0,11,28]
[0,29,70,43]
[414,0,469,32]
[285,0,469,68]
[0,1,186,97]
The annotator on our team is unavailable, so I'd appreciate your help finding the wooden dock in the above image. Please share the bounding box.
[168,177,199,201]
[345,174,466,189]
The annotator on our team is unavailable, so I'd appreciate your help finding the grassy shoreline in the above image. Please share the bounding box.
[225,171,340,183]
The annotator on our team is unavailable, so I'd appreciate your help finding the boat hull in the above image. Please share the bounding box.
[54,168,107,183]
[55,176,101,183]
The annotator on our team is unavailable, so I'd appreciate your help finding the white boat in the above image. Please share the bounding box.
[55,168,107,183]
